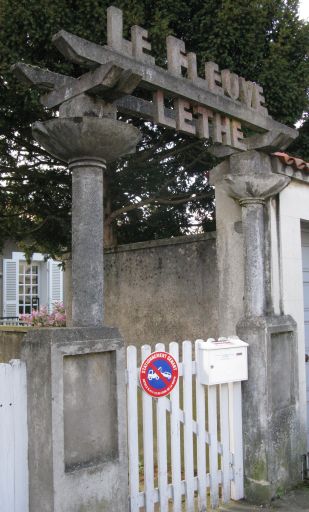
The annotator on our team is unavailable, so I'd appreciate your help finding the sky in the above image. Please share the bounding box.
[299,0,309,21]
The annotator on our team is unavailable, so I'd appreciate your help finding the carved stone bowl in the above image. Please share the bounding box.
[32,117,141,163]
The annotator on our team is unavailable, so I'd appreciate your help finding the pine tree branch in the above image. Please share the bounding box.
[106,191,214,223]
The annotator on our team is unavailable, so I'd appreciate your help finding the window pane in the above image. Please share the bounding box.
[25,275,31,284]
[25,306,31,314]
[32,275,38,284]
[32,286,38,294]
[25,266,31,275]
[25,295,31,304]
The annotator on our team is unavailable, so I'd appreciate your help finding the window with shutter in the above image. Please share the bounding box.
[18,261,40,315]
[48,260,63,313]
[3,259,18,317]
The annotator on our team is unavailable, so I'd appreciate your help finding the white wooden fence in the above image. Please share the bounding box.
[0,360,28,512]
[127,341,244,511]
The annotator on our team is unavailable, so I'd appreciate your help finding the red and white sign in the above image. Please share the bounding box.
[140,351,178,398]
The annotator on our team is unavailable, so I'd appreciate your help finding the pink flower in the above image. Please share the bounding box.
[19,303,66,327]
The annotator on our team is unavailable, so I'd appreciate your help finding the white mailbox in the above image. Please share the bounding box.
[197,336,249,385]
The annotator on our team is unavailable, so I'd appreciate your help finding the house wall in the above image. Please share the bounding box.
[273,179,309,441]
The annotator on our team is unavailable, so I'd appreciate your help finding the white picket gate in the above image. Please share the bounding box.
[0,360,29,512]
[126,341,244,511]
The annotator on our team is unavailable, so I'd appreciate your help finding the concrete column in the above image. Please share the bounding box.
[32,115,141,328]
[239,198,265,317]
[220,151,290,318]
[24,106,141,512]
[211,150,306,504]
[70,158,105,326]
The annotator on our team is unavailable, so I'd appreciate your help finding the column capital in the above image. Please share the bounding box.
[210,150,291,202]
[32,116,141,164]
[224,172,290,206]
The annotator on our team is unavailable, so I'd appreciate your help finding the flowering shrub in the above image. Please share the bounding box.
[20,301,66,327]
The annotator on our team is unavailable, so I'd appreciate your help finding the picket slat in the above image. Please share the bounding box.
[169,342,182,511]
[0,360,28,512]
[141,345,155,512]
[0,364,15,512]
[229,382,244,500]
[195,341,207,511]
[127,346,140,512]
[12,360,29,512]
[220,384,231,503]
[155,343,169,512]
[182,341,195,511]
[208,385,219,508]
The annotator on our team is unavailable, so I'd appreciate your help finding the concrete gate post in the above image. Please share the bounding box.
[210,150,307,503]
[21,95,141,512]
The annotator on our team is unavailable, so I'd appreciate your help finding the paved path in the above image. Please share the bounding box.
[219,483,309,511]
[141,483,309,510]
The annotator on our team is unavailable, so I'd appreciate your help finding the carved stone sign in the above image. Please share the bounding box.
[12,5,297,152]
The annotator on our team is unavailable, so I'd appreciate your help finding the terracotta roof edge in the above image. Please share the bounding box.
[272,152,309,172]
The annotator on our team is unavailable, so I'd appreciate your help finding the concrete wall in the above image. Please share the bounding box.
[104,233,219,346]
[0,233,219,354]
[0,326,30,362]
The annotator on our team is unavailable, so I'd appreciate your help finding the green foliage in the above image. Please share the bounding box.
[289,115,309,161]
[0,0,308,255]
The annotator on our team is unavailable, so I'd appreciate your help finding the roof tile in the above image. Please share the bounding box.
[272,152,309,172]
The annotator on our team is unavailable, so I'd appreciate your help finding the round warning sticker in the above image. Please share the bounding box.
[139,351,178,398]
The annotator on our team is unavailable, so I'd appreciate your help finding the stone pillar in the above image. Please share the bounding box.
[211,150,306,504]
[32,114,141,327]
[21,103,141,512]
[239,198,265,317]
[223,154,289,318]
[70,158,105,326]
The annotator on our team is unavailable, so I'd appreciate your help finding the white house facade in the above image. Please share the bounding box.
[273,166,309,449]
